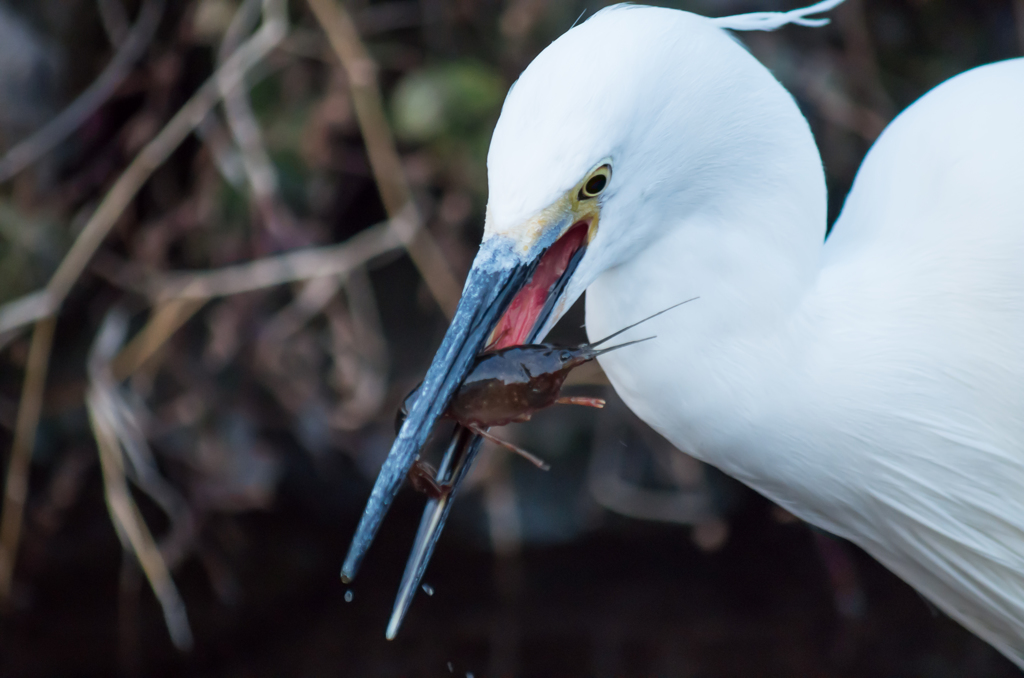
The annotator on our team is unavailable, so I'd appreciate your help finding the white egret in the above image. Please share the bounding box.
[341,0,1024,663]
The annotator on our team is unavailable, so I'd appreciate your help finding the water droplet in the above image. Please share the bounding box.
[421,583,434,596]
[344,590,354,602]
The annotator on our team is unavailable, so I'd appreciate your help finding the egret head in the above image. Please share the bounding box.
[342,2,831,621]
[481,4,825,343]
[481,5,700,339]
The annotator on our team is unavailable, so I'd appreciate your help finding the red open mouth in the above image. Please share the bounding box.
[487,222,589,350]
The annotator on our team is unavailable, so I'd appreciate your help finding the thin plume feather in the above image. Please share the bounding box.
[711,0,845,31]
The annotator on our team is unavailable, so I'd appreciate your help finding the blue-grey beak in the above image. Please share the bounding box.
[341,231,587,638]
[340,258,538,582]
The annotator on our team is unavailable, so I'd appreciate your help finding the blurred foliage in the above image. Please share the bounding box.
[392,59,503,145]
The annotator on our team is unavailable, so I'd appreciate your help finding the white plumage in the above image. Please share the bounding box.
[484,3,1024,667]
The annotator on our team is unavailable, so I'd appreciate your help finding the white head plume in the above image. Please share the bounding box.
[711,0,845,31]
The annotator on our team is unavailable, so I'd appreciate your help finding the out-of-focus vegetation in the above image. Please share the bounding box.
[0,0,1021,676]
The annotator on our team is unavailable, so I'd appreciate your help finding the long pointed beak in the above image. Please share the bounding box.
[386,427,481,639]
[341,252,539,582]
[341,224,589,637]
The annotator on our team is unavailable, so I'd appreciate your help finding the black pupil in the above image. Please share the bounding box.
[585,174,606,195]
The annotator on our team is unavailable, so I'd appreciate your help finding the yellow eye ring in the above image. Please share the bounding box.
[579,165,612,200]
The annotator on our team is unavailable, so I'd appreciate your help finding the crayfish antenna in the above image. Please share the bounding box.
[592,335,655,357]
[588,297,698,349]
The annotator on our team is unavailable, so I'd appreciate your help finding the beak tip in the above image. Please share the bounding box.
[385,615,403,640]
[341,545,363,583]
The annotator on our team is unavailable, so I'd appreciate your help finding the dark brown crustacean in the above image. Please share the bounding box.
[398,299,696,499]
[401,341,639,498]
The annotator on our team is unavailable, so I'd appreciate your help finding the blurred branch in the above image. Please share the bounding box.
[0,316,56,600]
[215,0,390,432]
[306,0,409,220]
[110,299,206,407]
[220,0,280,199]
[0,0,166,183]
[87,309,193,650]
[258,275,345,347]
[195,54,297,192]
[0,2,288,336]
[152,214,404,301]
[218,0,296,238]
[45,2,286,308]
[0,291,56,339]
[101,212,407,380]
[325,268,389,430]
[0,0,287,605]
[195,113,247,189]
[306,0,462,318]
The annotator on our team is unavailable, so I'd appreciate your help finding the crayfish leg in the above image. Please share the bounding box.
[407,457,453,500]
[555,396,606,409]
[467,424,551,471]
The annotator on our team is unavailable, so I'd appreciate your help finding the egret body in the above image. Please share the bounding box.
[344,1,1024,663]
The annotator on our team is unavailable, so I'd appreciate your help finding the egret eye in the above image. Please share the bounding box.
[579,165,611,200]
[559,350,573,362]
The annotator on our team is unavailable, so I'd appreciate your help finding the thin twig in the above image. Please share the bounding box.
[0,291,56,338]
[195,113,247,189]
[0,316,57,600]
[219,0,288,215]
[46,7,287,307]
[151,215,403,301]
[110,299,206,381]
[307,0,408,216]
[0,0,287,606]
[87,308,194,649]
[217,0,365,426]
[196,51,299,192]
[87,313,192,655]
[103,213,405,380]
[325,268,389,430]
[258,275,345,348]
[0,4,288,337]
[0,0,166,183]
[306,0,462,318]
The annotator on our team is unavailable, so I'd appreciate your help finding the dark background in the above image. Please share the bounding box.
[0,0,1022,676]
